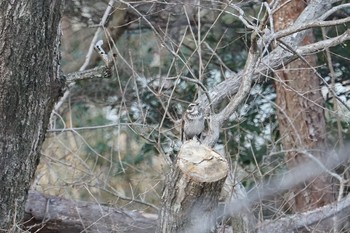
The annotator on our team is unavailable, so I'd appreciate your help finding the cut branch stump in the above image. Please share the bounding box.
[157,140,228,233]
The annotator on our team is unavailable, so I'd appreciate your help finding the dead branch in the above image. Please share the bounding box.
[23,190,157,233]
[295,29,350,54]
[197,3,350,138]
[65,65,112,83]
[258,194,350,233]
[275,16,350,40]
[202,30,260,147]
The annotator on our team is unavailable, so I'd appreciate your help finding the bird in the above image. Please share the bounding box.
[181,102,205,142]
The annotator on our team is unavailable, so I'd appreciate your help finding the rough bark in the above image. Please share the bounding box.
[157,141,228,233]
[272,0,335,228]
[197,1,341,112]
[0,1,64,229]
[23,190,157,233]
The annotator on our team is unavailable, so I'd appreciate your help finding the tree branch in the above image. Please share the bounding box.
[258,194,350,233]
[295,29,350,54]
[274,16,350,40]
[198,1,350,147]
[23,190,157,233]
[65,65,112,83]
[199,16,350,120]
[202,32,260,147]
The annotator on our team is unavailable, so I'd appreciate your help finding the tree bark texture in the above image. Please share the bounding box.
[0,1,64,229]
[273,0,335,218]
[157,141,228,233]
[23,190,157,233]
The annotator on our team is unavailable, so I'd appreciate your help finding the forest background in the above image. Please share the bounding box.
[1,0,350,232]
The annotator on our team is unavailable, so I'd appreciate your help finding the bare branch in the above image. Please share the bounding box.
[258,193,350,233]
[322,27,345,152]
[65,65,111,83]
[53,1,115,113]
[275,16,350,40]
[197,1,350,147]
[277,32,350,113]
[202,32,260,147]
[24,190,157,233]
[320,3,350,20]
[79,0,115,71]
[198,0,335,105]
[198,28,350,114]
[295,29,350,54]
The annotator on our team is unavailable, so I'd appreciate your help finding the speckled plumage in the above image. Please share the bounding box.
[182,103,205,141]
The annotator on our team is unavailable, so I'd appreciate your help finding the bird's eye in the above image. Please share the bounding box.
[187,104,196,112]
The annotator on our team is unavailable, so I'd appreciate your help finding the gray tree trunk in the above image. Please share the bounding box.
[156,141,228,233]
[0,1,64,230]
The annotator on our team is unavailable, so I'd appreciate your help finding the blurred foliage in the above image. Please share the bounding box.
[36,1,350,211]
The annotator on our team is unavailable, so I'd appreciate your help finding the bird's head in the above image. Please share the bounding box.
[186,102,201,115]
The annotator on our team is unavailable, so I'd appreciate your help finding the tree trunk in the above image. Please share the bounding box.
[157,141,228,233]
[0,1,64,230]
[273,0,335,229]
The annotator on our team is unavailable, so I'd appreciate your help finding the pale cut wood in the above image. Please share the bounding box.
[157,140,228,233]
[178,141,228,182]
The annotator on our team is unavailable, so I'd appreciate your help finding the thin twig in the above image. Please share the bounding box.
[278,36,350,112]
[53,0,115,113]
[301,150,345,202]
[274,16,350,40]
[80,0,115,71]
[321,27,344,149]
